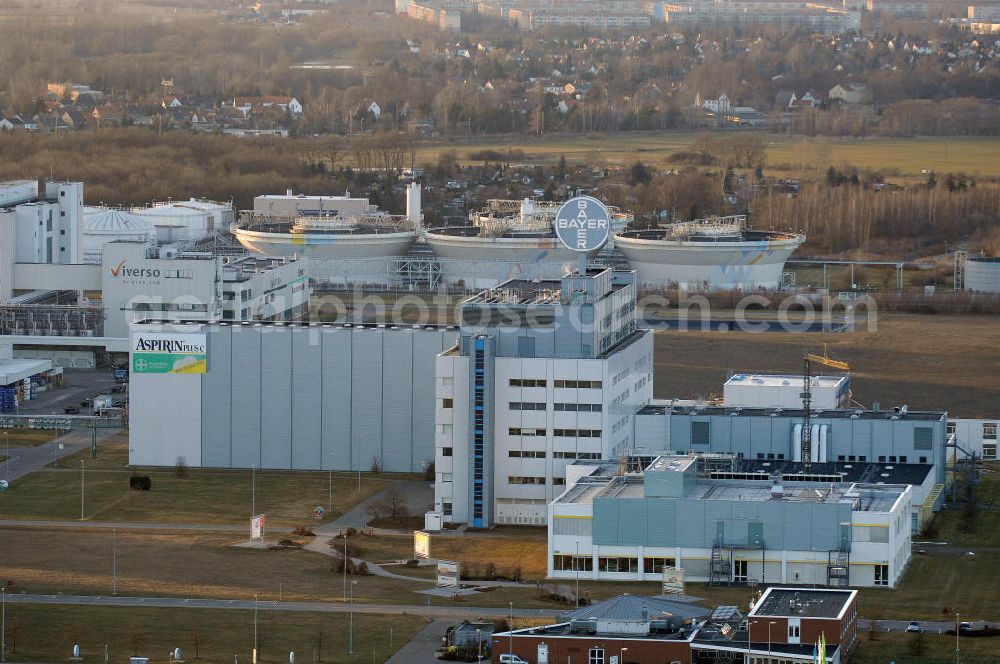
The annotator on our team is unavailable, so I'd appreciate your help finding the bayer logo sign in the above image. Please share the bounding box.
[554,196,611,253]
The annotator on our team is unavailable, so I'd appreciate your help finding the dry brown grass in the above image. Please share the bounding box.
[654,313,1000,418]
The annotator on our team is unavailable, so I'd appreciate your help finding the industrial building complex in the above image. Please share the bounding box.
[2,179,978,600]
[549,455,913,588]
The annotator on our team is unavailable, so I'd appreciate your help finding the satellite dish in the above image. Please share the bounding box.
[0,479,9,492]
[289,652,296,664]
[174,648,183,661]
[73,644,81,658]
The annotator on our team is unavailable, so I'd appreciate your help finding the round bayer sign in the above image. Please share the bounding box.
[554,196,611,253]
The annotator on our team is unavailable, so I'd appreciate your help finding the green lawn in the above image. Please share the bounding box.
[0,439,392,525]
[0,604,424,664]
[412,134,1000,179]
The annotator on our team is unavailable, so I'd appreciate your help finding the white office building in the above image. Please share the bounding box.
[434,268,653,528]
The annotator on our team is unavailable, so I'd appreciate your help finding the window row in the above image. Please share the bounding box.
[508,450,545,459]
[508,476,546,485]
[553,451,601,459]
[554,380,602,389]
[509,402,546,411]
[554,429,602,438]
[509,378,547,387]
[509,427,546,437]
[507,476,566,486]
[552,555,676,574]
[554,403,602,412]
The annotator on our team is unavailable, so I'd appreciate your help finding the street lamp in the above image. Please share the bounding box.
[956,612,961,664]
[575,541,580,609]
[476,629,482,664]
[619,646,627,664]
[508,601,514,663]
[2,584,7,664]
[348,580,358,654]
[80,459,85,520]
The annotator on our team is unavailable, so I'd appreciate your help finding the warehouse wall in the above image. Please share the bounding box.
[130,322,457,472]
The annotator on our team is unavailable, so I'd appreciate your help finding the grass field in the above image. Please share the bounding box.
[412,134,1000,179]
[0,428,60,448]
[357,530,549,580]
[0,438,392,525]
[852,632,1000,663]
[653,312,1000,418]
[0,604,424,664]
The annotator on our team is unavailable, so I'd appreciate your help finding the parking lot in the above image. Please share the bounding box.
[17,368,120,415]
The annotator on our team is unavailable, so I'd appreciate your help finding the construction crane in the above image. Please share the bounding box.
[801,345,850,469]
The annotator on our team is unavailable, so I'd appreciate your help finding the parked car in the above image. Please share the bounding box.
[907,621,921,633]
[63,405,80,414]
[499,655,528,664]
[80,398,93,407]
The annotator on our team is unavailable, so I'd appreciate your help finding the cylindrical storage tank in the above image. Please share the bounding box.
[966,256,1000,294]
[82,208,157,264]
[132,203,212,243]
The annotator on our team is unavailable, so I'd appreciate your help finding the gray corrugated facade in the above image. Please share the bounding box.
[634,407,947,483]
[131,321,456,471]
[592,495,851,551]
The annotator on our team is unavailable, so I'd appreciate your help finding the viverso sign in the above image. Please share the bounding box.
[554,196,611,253]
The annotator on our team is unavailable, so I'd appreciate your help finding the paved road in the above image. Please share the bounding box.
[861,618,997,634]
[0,428,121,483]
[16,368,118,415]
[2,593,562,620]
[0,518,293,533]
[385,619,448,664]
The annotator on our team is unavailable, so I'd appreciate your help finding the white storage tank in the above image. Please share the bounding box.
[724,373,850,410]
[132,199,230,243]
[965,256,1000,294]
[82,207,157,264]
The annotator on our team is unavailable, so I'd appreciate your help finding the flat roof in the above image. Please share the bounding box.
[556,473,907,512]
[750,588,857,620]
[725,374,847,388]
[727,459,933,486]
[463,278,563,306]
[637,404,944,421]
[132,320,457,332]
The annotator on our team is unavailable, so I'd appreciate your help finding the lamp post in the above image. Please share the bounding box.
[80,459,85,520]
[508,601,514,662]
[476,629,482,664]
[112,528,117,596]
[253,594,258,664]
[575,541,580,608]
[348,580,358,654]
[619,646,627,664]
[2,585,6,664]
[768,621,777,664]
[956,612,960,664]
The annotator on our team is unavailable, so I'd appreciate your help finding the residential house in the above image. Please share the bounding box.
[829,82,871,104]
[233,96,304,117]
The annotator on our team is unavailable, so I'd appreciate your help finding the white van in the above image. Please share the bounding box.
[499,655,529,664]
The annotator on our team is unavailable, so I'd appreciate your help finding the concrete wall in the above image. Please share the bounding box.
[12,263,101,292]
